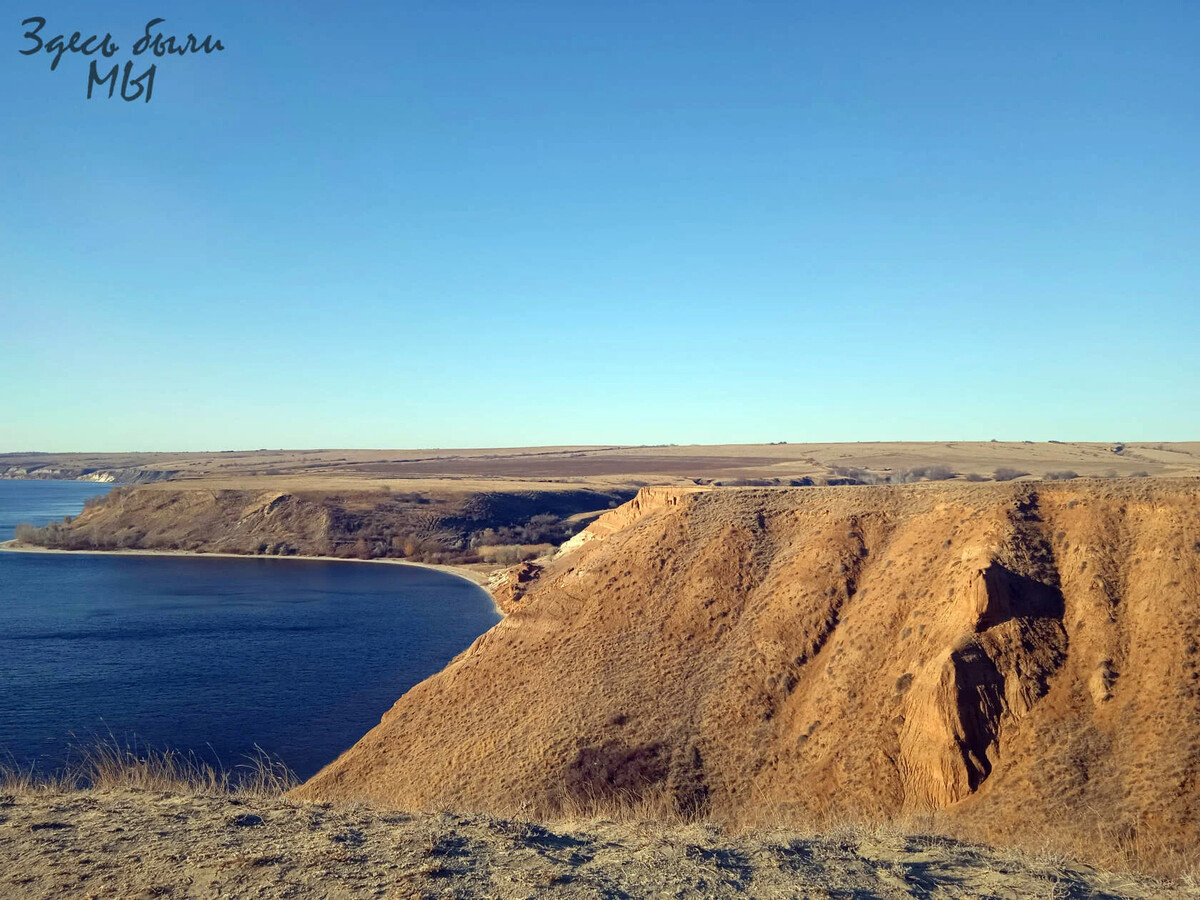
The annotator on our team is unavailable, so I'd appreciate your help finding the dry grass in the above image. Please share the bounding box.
[3,790,1187,899]
[529,786,703,830]
[0,756,1194,894]
[0,736,298,798]
[393,779,1198,882]
[534,790,1200,882]
[731,797,1200,882]
[638,799,1195,883]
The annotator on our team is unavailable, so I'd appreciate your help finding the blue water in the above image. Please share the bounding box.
[0,479,115,539]
[0,480,500,779]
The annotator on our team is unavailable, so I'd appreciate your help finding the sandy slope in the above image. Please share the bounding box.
[298,478,1200,874]
[0,789,1187,899]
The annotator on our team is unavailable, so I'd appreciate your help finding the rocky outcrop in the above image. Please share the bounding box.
[296,479,1200,871]
[488,561,544,614]
[556,485,709,555]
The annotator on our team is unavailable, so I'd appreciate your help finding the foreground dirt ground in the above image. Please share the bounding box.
[1,790,1192,899]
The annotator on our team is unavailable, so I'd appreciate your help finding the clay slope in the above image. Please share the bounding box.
[297,480,1200,867]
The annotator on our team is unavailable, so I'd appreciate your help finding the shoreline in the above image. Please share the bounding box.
[0,541,505,616]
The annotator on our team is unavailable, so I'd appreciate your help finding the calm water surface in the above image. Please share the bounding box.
[0,480,500,779]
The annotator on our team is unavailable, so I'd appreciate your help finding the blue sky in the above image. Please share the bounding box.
[2,1,1197,450]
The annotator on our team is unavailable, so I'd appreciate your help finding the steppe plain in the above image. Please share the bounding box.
[3,442,1199,898]
[5,440,1197,490]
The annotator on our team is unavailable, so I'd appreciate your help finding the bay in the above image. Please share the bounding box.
[0,480,499,780]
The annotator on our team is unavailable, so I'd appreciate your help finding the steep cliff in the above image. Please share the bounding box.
[296,479,1200,869]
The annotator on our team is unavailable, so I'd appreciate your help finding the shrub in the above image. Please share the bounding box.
[116,531,144,549]
[469,514,576,548]
[83,489,117,509]
[1044,470,1078,481]
[964,473,988,482]
[476,544,553,565]
[888,465,955,484]
[830,466,882,485]
[993,468,1027,482]
[13,522,40,543]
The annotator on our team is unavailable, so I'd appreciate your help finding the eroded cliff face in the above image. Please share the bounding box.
[557,485,711,553]
[492,486,711,612]
[0,465,177,483]
[296,479,1200,864]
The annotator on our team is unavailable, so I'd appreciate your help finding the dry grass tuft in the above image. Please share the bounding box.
[0,735,298,798]
[542,786,698,829]
[516,790,1200,882]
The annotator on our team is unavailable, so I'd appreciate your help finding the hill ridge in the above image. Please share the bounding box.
[296,478,1200,874]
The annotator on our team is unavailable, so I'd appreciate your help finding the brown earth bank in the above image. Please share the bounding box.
[296,478,1200,876]
[15,486,635,565]
[1,789,1191,899]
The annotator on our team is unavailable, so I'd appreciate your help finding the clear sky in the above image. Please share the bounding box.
[2,1,1197,450]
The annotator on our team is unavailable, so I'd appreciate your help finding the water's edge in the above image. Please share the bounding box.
[0,540,502,616]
